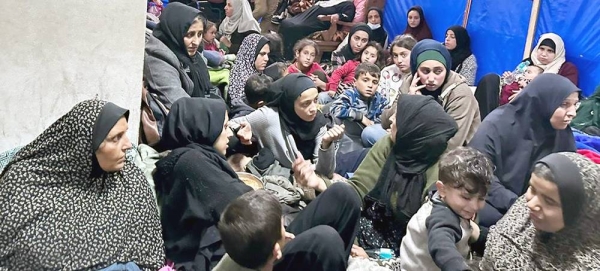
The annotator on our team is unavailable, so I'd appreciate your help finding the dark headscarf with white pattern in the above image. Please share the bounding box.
[228,33,269,104]
[0,100,164,270]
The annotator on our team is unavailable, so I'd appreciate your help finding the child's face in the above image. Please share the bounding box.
[437,181,485,220]
[361,46,378,65]
[391,46,411,73]
[295,46,316,69]
[518,66,543,88]
[204,25,217,42]
[355,72,379,98]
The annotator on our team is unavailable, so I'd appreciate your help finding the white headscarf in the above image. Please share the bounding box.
[530,33,566,74]
[219,0,260,39]
[314,0,352,8]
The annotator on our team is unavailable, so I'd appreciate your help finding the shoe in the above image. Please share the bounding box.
[224,54,236,62]
[271,14,284,25]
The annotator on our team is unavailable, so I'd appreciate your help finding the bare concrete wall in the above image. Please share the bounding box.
[0,0,146,152]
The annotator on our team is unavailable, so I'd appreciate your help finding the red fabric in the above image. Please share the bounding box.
[558,61,579,87]
[203,41,219,52]
[327,60,360,91]
[577,149,600,164]
[500,82,521,106]
[288,62,328,77]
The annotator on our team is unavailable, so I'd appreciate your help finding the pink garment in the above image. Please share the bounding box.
[288,62,327,77]
[203,40,219,52]
[578,149,600,164]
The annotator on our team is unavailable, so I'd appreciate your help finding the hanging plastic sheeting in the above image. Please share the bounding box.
[383,0,466,44]
[535,0,600,97]
[466,0,532,85]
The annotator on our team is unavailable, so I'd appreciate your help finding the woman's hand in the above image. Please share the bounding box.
[351,245,369,259]
[310,74,326,90]
[409,75,426,95]
[330,14,340,24]
[292,151,326,192]
[321,124,345,149]
[220,36,232,48]
[501,71,513,79]
[508,89,521,102]
[232,121,252,145]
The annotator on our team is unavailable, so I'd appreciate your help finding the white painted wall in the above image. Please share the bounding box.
[0,0,146,152]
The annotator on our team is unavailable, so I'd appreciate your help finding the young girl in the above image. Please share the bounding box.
[287,39,329,91]
[378,34,417,104]
[203,21,236,68]
[319,42,384,104]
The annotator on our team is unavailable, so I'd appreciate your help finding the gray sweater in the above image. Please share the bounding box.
[231,106,336,177]
[143,32,193,109]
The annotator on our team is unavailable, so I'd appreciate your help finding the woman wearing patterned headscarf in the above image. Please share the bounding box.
[480,152,600,270]
[227,34,270,105]
[0,100,164,270]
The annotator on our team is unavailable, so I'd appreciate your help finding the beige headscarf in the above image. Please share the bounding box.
[219,0,260,39]
[530,33,566,74]
[480,152,600,270]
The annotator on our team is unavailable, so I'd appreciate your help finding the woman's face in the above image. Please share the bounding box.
[407,10,421,28]
[95,117,132,172]
[536,45,556,65]
[225,0,234,17]
[550,92,579,130]
[294,87,319,122]
[392,46,411,73]
[213,113,233,156]
[444,30,457,50]
[389,113,397,142]
[417,60,447,91]
[360,46,378,65]
[367,10,381,25]
[254,43,270,72]
[350,30,369,54]
[295,45,316,69]
[525,173,565,233]
[184,19,204,56]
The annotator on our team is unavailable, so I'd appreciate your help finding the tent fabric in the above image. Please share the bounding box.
[383,0,600,96]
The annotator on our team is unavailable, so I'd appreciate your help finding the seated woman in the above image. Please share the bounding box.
[230,74,344,178]
[329,23,372,71]
[279,0,356,60]
[295,94,458,257]
[219,0,261,54]
[524,33,578,85]
[334,7,389,51]
[444,25,477,86]
[154,97,253,271]
[144,3,214,108]
[400,39,480,150]
[0,100,164,270]
[402,6,432,41]
[468,74,579,228]
[228,34,270,104]
[480,152,600,270]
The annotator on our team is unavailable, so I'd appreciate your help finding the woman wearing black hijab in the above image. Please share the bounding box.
[230,73,344,178]
[330,23,372,70]
[294,94,458,255]
[154,97,253,271]
[0,100,164,270]
[444,25,477,85]
[144,3,214,110]
[469,73,579,228]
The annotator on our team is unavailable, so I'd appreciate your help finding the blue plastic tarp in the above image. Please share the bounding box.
[383,0,600,95]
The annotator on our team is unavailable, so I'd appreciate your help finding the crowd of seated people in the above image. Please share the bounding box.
[1,1,596,271]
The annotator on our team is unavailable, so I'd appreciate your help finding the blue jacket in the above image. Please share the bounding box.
[330,88,388,123]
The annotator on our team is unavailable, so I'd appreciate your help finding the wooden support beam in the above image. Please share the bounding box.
[523,0,542,59]
[462,0,473,28]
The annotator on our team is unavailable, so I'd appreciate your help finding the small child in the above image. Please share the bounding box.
[230,73,276,119]
[500,64,544,105]
[330,62,388,147]
[400,147,494,271]
[320,42,384,104]
[203,21,236,68]
[287,39,330,91]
